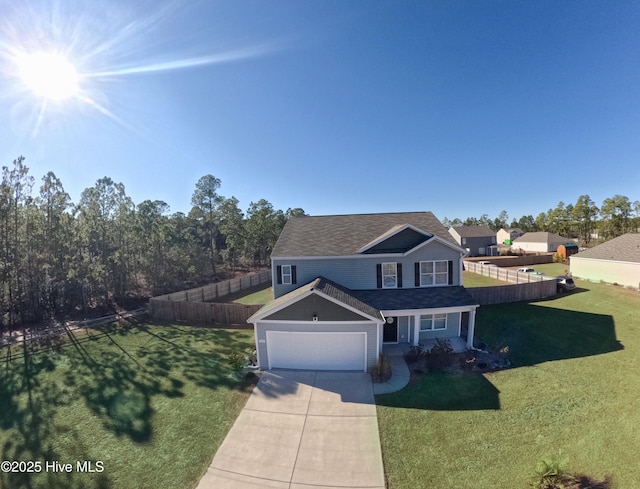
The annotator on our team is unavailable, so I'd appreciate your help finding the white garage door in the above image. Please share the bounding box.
[266,331,367,371]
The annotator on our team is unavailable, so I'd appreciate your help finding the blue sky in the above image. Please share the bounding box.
[1,0,639,223]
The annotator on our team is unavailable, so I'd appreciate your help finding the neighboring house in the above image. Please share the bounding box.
[448,225,497,256]
[511,232,574,253]
[497,227,524,245]
[247,212,480,372]
[570,233,640,289]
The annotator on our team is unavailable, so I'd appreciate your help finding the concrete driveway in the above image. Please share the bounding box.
[196,370,385,489]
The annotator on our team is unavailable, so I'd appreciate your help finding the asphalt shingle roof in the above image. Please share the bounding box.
[513,232,573,244]
[271,211,458,257]
[249,276,383,321]
[352,286,478,311]
[249,276,479,323]
[450,225,495,238]
[572,233,640,263]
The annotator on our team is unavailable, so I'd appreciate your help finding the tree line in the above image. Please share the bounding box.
[0,156,304,329]
[442,194,640,245]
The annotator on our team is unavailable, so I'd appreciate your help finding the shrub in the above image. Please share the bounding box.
[530,452,614,489]
[370,354,392,383]
[403,345,426,363]
[227,351,247,372]
[424,339,455,371]
[531,452,574,489]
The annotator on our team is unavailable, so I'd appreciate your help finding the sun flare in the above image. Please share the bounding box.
[16,51,80,101]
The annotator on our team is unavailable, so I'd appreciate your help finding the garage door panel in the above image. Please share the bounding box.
[267,331,366,371]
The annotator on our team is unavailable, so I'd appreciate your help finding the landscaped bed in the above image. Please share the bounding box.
[404,340,511,375]
[0,322,256,489]
[376,279,639,488]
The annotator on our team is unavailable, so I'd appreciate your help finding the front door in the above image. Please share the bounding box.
[383,317,398,343]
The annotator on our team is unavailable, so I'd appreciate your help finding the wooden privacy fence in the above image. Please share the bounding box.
[148,271,271,325]
[467,280,558,305]
[465,261,549,284]
[465,254,554,267]
[149,301,262,325]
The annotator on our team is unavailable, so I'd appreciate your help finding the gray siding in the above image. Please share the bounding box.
[363,228,429,254]
[460,236,496,256]
[273,240,462,298]
[255,321,379,371]
[264,295,368,322]
[417,312,461,341]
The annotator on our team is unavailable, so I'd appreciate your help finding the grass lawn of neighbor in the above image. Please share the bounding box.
[462,270,508,287]
[463,262,571,288]
[0,322,255,489]
[377,278,640,488]
[231,286,272,305]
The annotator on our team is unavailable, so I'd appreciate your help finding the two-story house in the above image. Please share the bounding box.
[497,227,525,245]
[448,225,498,256]
[247,212,480,372]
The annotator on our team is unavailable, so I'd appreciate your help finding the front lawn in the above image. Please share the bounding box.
[377,280,640,488]
[0,323,255,489]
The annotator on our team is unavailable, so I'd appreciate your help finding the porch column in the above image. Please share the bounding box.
[466,308,477,348]
[413,314,420,346]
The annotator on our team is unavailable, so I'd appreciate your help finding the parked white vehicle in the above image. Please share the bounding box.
[517,267,535,273]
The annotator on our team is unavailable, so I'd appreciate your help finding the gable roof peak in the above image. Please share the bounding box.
[272,211,459,257]
[356,223,433,254]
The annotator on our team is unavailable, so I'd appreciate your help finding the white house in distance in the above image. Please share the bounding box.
[497,227,524,245]
[511,232,574,253]
[570,233,640,289]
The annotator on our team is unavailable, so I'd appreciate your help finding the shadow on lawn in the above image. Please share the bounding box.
[474,301,623,367]
[377,299,622,412]
[1,341,111,489]
[377,371,501,411]
[0,320,254,489]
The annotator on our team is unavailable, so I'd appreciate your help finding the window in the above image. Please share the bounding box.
[277,265,296,285]
[419,260,448,286]
[281,265,292,284]
[462,237,467,245]
[419,313,447,331]
[382,262,397,288]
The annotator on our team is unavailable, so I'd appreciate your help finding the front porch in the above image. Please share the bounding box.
[383,336,468,356]
[381,306,477,352]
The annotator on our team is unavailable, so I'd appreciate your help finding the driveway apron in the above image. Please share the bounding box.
[196,370,385,489]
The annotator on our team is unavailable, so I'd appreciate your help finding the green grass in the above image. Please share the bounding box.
[0,323,256,489]
[230,286,273,305]
[462,270,508,287]
[463,263,571,288]
[377,279,640,488]
[528,262,571,277]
